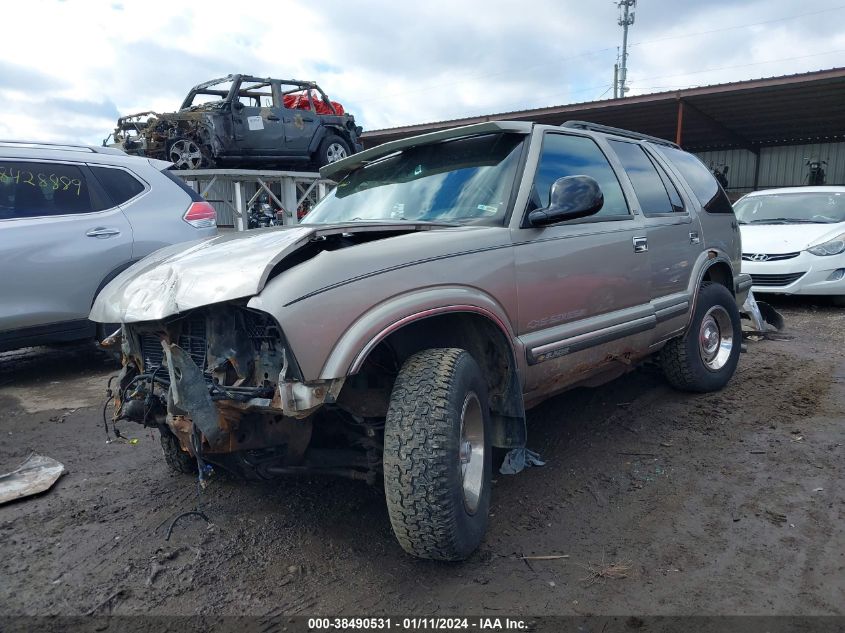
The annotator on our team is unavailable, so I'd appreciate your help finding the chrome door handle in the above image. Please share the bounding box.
[86,227,121,238]
[689,231,701,245]
[633,236,648,253]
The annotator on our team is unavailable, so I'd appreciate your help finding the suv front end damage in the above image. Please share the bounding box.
[112,305,359,481]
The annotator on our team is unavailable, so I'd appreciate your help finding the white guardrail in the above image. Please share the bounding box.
[172,169,335,230]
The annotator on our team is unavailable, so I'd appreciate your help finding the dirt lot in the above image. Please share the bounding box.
[1,298,843,618]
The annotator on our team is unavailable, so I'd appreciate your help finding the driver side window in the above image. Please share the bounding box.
[529,134,629,219]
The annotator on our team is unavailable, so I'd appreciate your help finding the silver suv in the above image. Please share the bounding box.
[0,141,217,352]
[92,121,750,560]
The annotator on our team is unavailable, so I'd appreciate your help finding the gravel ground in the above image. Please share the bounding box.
[0,298,843,618]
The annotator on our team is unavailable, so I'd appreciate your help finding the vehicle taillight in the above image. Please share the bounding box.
[183,201,216,228]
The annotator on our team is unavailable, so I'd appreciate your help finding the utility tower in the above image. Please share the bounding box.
[616,0,636,98]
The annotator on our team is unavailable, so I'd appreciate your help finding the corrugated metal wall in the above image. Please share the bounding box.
[757,142,845,189]
[695,142,845,197]
[204,179,239,226]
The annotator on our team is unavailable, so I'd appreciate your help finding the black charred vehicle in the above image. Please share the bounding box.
[107,74,363,169]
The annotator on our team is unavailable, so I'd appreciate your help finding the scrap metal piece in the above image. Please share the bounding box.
[757,300,785,331]
[741,290,767,332]
[741,290,785,333]
[162,342,225,446]
[0,453,66,505]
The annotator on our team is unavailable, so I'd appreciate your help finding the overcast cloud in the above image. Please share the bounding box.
[2,0,844,145]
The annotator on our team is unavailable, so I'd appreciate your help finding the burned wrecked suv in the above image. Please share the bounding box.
[91,121,750,561]
[108,74,363,169]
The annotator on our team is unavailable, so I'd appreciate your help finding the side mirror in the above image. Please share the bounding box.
[233,101,245,111]
[527,175,604,227]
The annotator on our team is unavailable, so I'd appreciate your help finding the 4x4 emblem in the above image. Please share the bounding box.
[750,253,769,262]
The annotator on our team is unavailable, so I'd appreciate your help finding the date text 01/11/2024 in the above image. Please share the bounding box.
[306,617,529,630]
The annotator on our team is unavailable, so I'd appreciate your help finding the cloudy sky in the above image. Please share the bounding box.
[2,0,844,145]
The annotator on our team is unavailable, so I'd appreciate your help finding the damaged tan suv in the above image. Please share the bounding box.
[91,120,751,560]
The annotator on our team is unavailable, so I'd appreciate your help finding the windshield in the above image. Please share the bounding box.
[305,133,525,226]
[184,80,234,108]
[734,191,845,225]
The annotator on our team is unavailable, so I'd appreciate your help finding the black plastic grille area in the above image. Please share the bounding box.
[242,309,282,353]
[139,333,164,370]
[138,314,207,371]
[742,252,800,262]
[750,272,806,287]
[178,314,208,370]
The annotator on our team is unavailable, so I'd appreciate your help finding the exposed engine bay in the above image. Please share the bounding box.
[108,305,385,483]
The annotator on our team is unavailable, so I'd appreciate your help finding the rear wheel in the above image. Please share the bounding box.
[661,282,741,392]
[316,134,350,167]
[159,428,197,474]
[383,348,491,561]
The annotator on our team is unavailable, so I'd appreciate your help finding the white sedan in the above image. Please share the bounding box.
[736,186,845,304]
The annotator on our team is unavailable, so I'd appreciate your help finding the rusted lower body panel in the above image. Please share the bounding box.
[168,403,312,459]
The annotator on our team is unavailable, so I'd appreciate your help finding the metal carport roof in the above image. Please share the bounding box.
[360,67,845,153]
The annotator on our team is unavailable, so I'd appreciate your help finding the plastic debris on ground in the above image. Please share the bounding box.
[0,453,66,505]
[741,290,767,332]
[500,447,546,475]
[741,290,785,333]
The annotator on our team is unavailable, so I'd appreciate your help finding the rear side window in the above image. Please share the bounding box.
[608,140,676,216]
[0,161,104,219]
[89,166,145,205]
[654,145,734,214]
[530,133,629,218]
[160,168,203,202]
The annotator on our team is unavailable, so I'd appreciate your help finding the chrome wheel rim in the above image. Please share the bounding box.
[169,139,203,169]
[326,142,347,163]
[458,391,485,515]
[698,305,733,371]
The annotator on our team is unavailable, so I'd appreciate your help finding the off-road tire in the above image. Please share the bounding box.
[383,348,491,561]
[159,428,197,475]
[316,134,350,168]
[661,282,741,392]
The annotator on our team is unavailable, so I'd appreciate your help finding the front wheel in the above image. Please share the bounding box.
[159,428,198,475]
[167,137,210,170]
[383,348,491,561]
[661,282,741,392]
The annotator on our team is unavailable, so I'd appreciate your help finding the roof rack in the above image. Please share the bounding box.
[561,121,679,148]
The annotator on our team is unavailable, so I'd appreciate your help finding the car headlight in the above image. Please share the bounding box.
[807,234,845,256]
